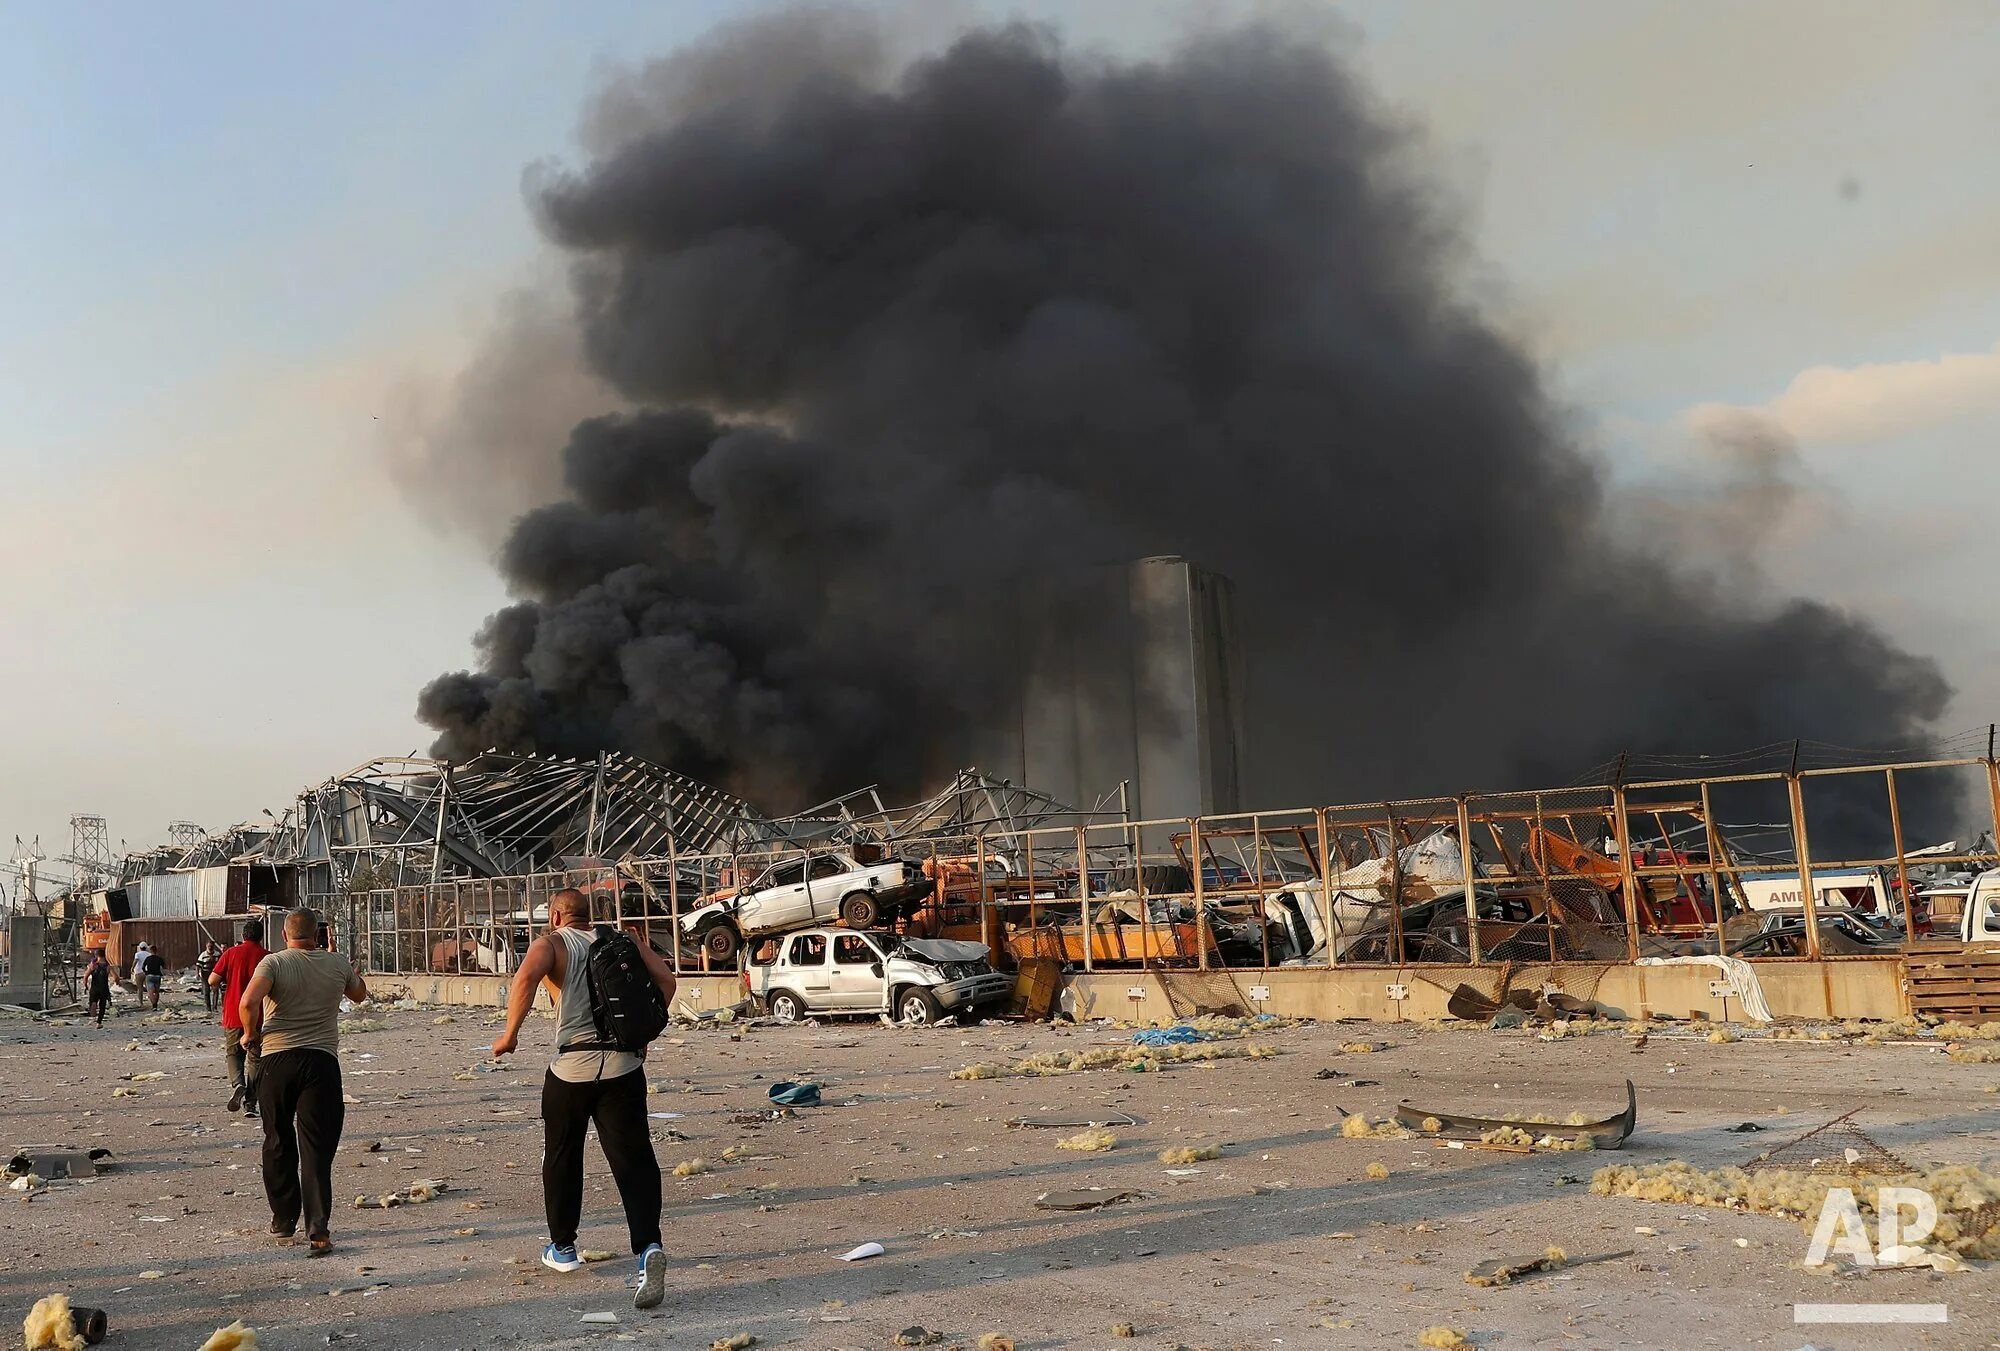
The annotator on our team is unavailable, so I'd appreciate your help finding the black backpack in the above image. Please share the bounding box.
[560,926,669,1055]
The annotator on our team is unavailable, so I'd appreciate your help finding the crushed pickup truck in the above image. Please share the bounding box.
[745,927,1013,1024]
[681,851,933,963]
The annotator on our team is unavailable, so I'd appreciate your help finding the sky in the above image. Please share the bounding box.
[3,0,1997,874]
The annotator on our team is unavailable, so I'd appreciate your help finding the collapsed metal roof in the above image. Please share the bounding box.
[254,751,1116,890]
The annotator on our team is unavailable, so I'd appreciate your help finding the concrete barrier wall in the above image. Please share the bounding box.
[368,959,1908,1024]
[1065,960,1906,1023]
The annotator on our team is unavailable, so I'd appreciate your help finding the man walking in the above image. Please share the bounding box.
[238,909,365,1256]
[85,951,113,1026]
[129,942,152,1007]
[140,946,165,1010]
[491,888,676,1309]
[209,919,269,1117]
[196,941,223,1013]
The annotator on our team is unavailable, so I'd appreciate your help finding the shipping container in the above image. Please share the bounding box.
[107,917,248,974]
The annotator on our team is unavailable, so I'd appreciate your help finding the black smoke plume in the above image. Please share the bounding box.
[417,9,1953,829]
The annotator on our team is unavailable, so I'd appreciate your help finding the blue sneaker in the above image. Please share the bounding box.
[542,1243,584,1273]
[633,1243,667,1309]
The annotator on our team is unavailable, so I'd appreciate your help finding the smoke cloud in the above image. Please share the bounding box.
[417,8,1953,827]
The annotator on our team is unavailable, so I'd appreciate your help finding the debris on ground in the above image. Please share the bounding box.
[673,1159,710,1177]
[1110,1322,1137,1337]
[767,1081,821,1107]
[196,1322,258,1351]
[1339,1113,1409,1141]
[1056,1128,1118,1152]
[892,1327,941,1346]
[1590,1159,2000,1258]
[1365,1162,1391,1180]
[1034,1187,1144,1211]
[24,1296,86,1351]
[1416,1326,1472,1350]
[1007,1110,1139,1129]
[1465,1246,1570,1286]
[838,1242,885,1261]
[711,1334,755,1350]
[1395,1080,1637,1149]
[578,1312,619,1326]
[1158,1145,1221,1165]
[951,1039,1277,1080]
[359,1179,448,1208]
[974,1336,1014,1351]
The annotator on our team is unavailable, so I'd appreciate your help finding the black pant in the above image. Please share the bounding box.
[257,1049,345,1241]
[541,1068,661,1253]
[225,1027,261,1102]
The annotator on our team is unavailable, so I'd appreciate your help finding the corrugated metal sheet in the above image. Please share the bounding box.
[130,872,197,919]
[192,865,244,917]
[108,917,246,973]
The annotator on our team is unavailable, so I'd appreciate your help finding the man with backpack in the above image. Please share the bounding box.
[491,888,675,1309]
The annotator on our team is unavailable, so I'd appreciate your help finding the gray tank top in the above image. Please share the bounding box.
[549,926,644,1084]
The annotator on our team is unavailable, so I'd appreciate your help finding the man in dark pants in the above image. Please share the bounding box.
[492,888,677,1309]
[209,919,269,1117]
[238,909,366,1257]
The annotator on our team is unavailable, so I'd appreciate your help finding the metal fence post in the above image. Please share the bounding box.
[1076,827,1093,974]
[1785,770,1823,960]
[1456,796,1481,964]
[1189,818,1208,970]
[1315,808,1334,968]
[1611,782,1642,962]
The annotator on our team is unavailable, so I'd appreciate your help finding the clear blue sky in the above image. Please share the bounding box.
[4,0,1998,865]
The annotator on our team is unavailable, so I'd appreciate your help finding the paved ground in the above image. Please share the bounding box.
[5,994,1999,1350]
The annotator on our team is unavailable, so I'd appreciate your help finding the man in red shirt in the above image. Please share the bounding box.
[208,918,269,1118]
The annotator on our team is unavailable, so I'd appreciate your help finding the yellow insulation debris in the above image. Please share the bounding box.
[1591,1160,2000,1258]
[1056,1129,1118,1152]
[197,1322,258,1351]
[23,1296,85,1351]
[1340,1113,1408,1140]
[1158,1144,1222,1164]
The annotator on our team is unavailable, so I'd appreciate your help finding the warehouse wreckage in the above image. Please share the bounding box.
[33,739,1997,1004]
[137,745,1979,975]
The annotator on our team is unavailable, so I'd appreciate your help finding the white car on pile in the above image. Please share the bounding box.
[744,927,1012,1024]
[679,851,932,963]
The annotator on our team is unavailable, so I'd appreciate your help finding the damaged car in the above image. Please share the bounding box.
[744,927,1013,1024]
[681,850,933,963]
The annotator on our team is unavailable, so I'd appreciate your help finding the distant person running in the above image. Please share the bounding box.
[85,952,113,1026]
[491,888,677,1309]
[209,919,270,1117]
[238,909,365,1256]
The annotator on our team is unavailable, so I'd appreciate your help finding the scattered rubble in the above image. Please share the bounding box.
[1395,1080,1637,1149]
[1590,1159,2000,1258]
[23,1296,93,1351]
[1056,1129,1117,1152]
[1158,1145,1221,1165]
[196,1322,257,1351]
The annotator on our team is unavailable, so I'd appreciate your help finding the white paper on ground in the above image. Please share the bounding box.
[838,1242,885,1262]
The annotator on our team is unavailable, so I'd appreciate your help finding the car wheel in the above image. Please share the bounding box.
[767,989,807,1022]
[840,891,881,929]
[702,923,741,964]
[897,988,941,1025]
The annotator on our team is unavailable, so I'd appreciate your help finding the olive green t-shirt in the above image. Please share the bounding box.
[254,948,352,1056]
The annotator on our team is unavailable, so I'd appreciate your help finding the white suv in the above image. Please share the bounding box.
[746,927,1013,1025]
